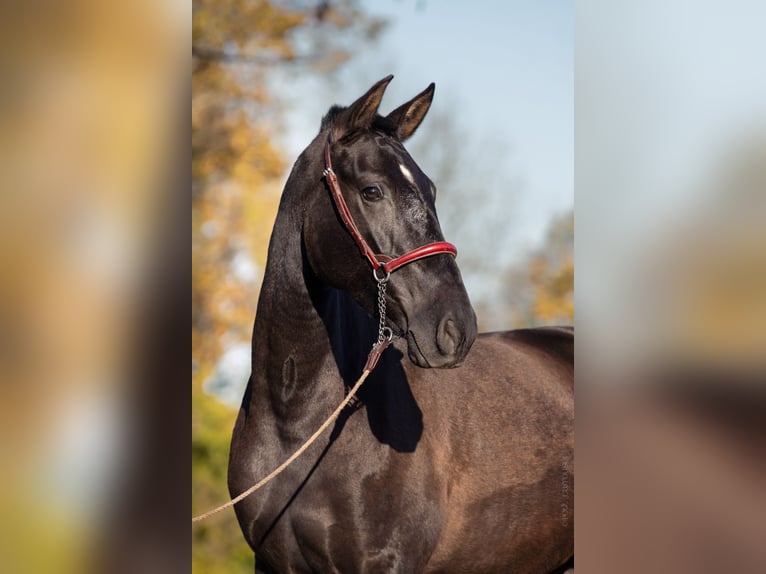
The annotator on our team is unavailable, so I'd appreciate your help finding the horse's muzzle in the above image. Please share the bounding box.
[406,309,477,369]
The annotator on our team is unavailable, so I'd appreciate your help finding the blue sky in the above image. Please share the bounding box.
[361,0,573,245]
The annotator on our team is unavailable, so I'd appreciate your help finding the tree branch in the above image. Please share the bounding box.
[192,44,318,67]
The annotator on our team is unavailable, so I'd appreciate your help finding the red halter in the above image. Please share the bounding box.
[322,136,457,278]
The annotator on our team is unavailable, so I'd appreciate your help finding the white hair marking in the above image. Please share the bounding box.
[399,163,416,186]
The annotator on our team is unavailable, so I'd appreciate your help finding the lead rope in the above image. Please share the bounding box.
[192,274,394,524]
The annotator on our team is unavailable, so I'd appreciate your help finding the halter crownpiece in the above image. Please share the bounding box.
[322,136,457,275]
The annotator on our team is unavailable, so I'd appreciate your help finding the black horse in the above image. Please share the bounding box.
[228,76,574,573]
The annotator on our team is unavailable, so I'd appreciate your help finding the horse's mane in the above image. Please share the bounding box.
[319,105,345,131]
[320,105,398,137]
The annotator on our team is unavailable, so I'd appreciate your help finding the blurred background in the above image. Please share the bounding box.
[1,0,763,572]
[577,1,766,572]
[192,2,572,571]
[0,1,186,572]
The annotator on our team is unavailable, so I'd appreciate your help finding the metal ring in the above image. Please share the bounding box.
[381,326,394,342]
[373,266,390,284]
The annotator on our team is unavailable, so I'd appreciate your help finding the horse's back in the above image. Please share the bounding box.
[496,325,573,368]
[487,325,573,390]
[449,325,573,400]
[408,324,574,448]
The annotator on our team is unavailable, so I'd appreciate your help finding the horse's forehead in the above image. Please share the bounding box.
[354,135,425,181]
[398,163,416,186]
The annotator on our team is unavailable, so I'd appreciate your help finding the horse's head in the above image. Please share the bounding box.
[302,75,477,368]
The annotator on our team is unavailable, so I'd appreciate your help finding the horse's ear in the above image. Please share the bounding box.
[336,75,393,137]
[385,83,435,141]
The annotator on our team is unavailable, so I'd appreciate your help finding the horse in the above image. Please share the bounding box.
[228,76,574,573]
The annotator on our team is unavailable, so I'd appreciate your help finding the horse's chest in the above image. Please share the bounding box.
[259,432,443,573]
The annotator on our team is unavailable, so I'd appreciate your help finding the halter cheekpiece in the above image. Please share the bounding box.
[322,135,457,276]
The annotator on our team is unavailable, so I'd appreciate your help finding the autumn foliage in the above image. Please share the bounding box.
[192,2,384,571]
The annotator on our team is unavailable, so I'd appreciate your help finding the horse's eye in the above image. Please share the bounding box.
[361,186,384,202]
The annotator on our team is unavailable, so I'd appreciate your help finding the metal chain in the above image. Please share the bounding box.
[374,269,393,345]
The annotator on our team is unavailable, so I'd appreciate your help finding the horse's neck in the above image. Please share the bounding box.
[248,221,374,429]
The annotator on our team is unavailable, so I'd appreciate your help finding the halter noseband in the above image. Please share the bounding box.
[322,136,457,279]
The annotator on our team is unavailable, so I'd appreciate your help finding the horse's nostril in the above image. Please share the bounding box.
[437,316,462,357]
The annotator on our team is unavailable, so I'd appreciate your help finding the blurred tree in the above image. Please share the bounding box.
[504,211,574,327]
[192,2,384,572]
[635,138,766,369]
[192,0,385,374]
